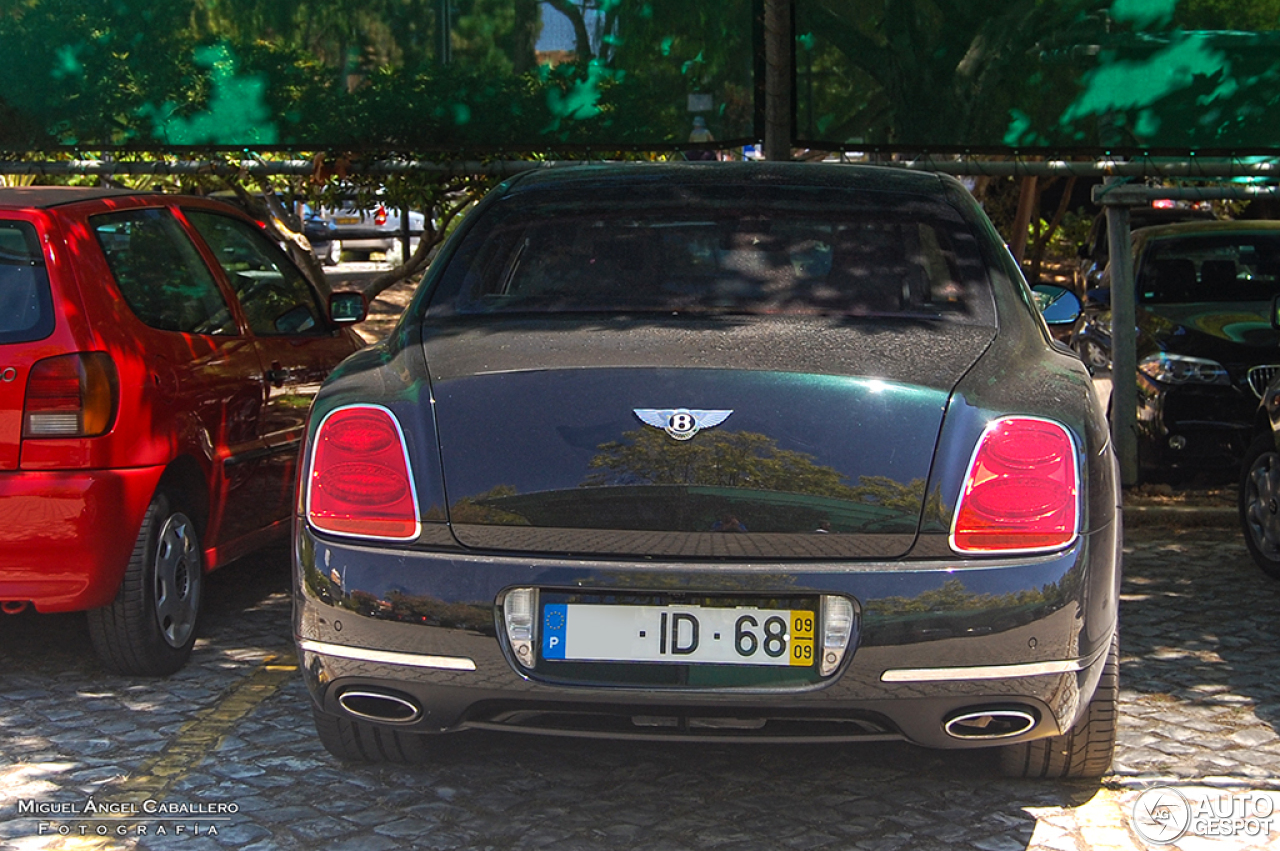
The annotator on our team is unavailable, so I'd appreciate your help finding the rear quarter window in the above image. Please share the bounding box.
[0,220,54,344]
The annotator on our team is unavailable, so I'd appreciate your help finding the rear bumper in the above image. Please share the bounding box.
[337,237,395,252]
[0,466,164,611]
[294,517,1120,750]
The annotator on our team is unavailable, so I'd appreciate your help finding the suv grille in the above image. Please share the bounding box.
[1247,365,1280,399]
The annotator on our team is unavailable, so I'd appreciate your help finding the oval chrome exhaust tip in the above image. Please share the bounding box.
[337,689,422,724]
[943,708,1038,740]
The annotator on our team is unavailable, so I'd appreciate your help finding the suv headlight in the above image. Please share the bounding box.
[1138,353,1229,385]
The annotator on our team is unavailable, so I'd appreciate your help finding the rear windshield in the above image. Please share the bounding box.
[0,220,54,344]
[1140,233,1280,304]
[426,184,995,324]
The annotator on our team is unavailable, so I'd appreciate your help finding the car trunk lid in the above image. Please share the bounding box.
[424,317,995,559]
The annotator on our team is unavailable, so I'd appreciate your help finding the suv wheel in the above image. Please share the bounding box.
[88,490,203,676]
[1240,433,1280,579]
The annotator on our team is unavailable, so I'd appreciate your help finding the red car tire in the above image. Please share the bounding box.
[87,488,203,676]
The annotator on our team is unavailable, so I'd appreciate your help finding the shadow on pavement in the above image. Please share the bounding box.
[1114,525,1280,779]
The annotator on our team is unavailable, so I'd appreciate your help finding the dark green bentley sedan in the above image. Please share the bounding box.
[293,162,1121,778]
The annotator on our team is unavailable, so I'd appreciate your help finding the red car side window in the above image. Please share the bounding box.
[91,208,237,336]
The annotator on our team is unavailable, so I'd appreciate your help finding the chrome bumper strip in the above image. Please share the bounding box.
[880,658,1085,683]
[298,639,478,671]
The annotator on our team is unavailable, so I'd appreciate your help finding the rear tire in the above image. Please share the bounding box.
[998,633,1118,778]
[312,703,433,763]
[88,490,202,676]
[1240,432,1280,579]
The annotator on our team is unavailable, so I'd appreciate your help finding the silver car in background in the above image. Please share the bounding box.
[327,202,425,262]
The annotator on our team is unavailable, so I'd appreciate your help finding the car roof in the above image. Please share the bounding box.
[1134,219,1280,242]
[0,186,157,210]
[502,161,952,197]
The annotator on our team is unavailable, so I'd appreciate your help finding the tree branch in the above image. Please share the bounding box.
[359,177,484,301]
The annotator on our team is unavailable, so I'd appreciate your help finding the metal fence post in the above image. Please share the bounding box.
[1102,179,1139,486]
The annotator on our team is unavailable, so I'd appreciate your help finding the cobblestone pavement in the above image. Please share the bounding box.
[2,525,1279,851]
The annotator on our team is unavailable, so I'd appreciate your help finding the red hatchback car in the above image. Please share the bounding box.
[0,187,365,675]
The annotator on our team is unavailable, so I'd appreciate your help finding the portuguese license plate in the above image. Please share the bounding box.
[541,603,816,667]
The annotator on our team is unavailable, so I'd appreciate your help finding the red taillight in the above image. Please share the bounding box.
[307,406,419,540]
[950,417,1079,554]
[373,205,388,226]
[23,353,118,438]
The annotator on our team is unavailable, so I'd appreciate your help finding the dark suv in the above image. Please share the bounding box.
[1074,220,1280,480]
[1075,204,1216,294]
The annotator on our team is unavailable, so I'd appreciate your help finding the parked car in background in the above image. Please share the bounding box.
[302,205,341,267]
[0,187,367,675]
[1075,202,1216,294]
[294,162,1120,778]
[327,201,425,262]
[1073,220,1280,481]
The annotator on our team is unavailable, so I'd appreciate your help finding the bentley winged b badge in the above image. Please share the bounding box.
[634,408,733,441]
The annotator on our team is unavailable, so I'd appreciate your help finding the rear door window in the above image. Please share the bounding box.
[0,220,54,344]
[91,209,237,335]
[184,211,327,337]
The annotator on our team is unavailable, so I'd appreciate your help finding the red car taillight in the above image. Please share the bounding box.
[950,417,1079,554]
[373,205,388,226]
[23,352,118,438]
[306,405,419,541]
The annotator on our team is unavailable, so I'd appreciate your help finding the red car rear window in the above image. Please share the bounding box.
[0,220,54,344]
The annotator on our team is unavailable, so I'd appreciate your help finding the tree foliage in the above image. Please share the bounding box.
[797,0,1280,152]
[0,0,757,151]
[6,0,1280,162]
